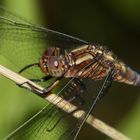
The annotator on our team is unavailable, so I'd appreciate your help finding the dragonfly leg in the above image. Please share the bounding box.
[70,68,116,140]
[17,76,61,97]
[19,63,53,83]
[29,75,53,82]
[17,81,48,97]
[18,63,39,74]
[17,75,52,87]
[42,77,62,95]
[17,59,62,96]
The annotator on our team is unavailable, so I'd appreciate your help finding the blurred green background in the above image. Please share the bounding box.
[0,0,140,139]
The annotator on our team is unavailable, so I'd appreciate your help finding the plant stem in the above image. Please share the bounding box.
[0,64,131,140]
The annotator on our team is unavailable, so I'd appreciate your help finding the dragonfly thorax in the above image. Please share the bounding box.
[39,48,66,77]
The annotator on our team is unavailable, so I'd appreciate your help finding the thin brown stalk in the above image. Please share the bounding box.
[0,64,131,140]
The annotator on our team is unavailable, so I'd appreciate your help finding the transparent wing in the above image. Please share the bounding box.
[5,75,112,140]
[0,7,88,79]
[0,7,113,140]
[0,6,34,24]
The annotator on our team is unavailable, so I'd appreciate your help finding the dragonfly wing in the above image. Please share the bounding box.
[0,8,88,78]
[5,73,113,140]
[0,6,34,24]
[0,7,114,140]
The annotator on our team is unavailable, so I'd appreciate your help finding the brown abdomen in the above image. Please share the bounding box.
[114,62,140,86]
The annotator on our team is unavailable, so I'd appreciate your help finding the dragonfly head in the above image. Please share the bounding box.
[39,47,65,77]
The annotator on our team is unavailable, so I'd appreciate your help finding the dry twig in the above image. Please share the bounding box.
[0,64,131,140]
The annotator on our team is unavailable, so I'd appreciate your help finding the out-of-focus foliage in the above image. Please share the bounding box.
[0,0,140,140]
[0,0,46,139]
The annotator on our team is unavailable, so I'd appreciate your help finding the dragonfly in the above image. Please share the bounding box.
[0,6,140,140]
